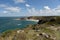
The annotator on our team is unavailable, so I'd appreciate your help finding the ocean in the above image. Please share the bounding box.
[0,17,37,33]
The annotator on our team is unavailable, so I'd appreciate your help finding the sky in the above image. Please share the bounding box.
[0,0,60,17]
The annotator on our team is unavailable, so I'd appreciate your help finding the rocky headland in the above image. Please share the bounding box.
[0,16,60,40]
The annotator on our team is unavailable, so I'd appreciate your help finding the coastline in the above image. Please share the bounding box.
[0,16,60,40]
[13,18,39,22]
[26,19,39,22]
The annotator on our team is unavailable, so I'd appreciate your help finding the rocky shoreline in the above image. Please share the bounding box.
[0,16,60,40]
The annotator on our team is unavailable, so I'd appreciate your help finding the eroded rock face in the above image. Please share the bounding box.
[0,16,60,40]
[37,17,56,24]
[38,20,46,24]
[49,18,55,22]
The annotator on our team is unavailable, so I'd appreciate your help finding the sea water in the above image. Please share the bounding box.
[0,17,37,33]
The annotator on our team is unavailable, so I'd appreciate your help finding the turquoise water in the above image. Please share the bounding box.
[0,17,37,33]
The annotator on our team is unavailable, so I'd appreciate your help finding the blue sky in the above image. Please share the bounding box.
[0,0,60,17]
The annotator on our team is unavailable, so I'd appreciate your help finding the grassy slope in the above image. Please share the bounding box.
[0,16,60,40]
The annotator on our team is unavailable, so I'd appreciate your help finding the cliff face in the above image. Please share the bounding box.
[0,16,60,40]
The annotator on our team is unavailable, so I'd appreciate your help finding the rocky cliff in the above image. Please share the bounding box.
[0,16,60,40]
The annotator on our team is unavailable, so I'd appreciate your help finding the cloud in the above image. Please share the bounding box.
[5,7,21,13]
[27,8,40,16]
[0,4,7,8]
[0,4,21,13]
[1,4,60,16]
[14,0,25,3]
[25,4,30,7]
[27,5,60,16]
[3,11,8,13]
[44,6,50,10]
[0,4,22,17]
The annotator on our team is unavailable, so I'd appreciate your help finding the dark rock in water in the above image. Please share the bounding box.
[37,20,46,24]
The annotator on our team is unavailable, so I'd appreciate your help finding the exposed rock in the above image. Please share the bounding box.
[49,18,56,22]
[1,16,60,40]
[38,20,46,24]
[17,30,24,33]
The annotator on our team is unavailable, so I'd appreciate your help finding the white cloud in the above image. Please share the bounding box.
[44,6,50,10]
[5,7,21,13]
[27,8,40,16]
[14,0,25,3]
[1,4,60,16]
[25,4,30,7]
[0,4,7,8]
[27,5,60,16]
[0,4,21,13]
[3,11,8,13]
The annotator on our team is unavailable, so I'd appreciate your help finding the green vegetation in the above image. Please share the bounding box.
[0,16,60,40]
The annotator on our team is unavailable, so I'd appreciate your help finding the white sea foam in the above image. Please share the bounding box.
[17,24,21,25]
[26,19,39,22]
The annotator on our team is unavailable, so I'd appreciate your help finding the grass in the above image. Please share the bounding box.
[1,16,60,40]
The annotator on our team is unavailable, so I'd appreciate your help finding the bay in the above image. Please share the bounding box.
[0,17,37,33]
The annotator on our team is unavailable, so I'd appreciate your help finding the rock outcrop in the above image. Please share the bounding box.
[0,16,60,40]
